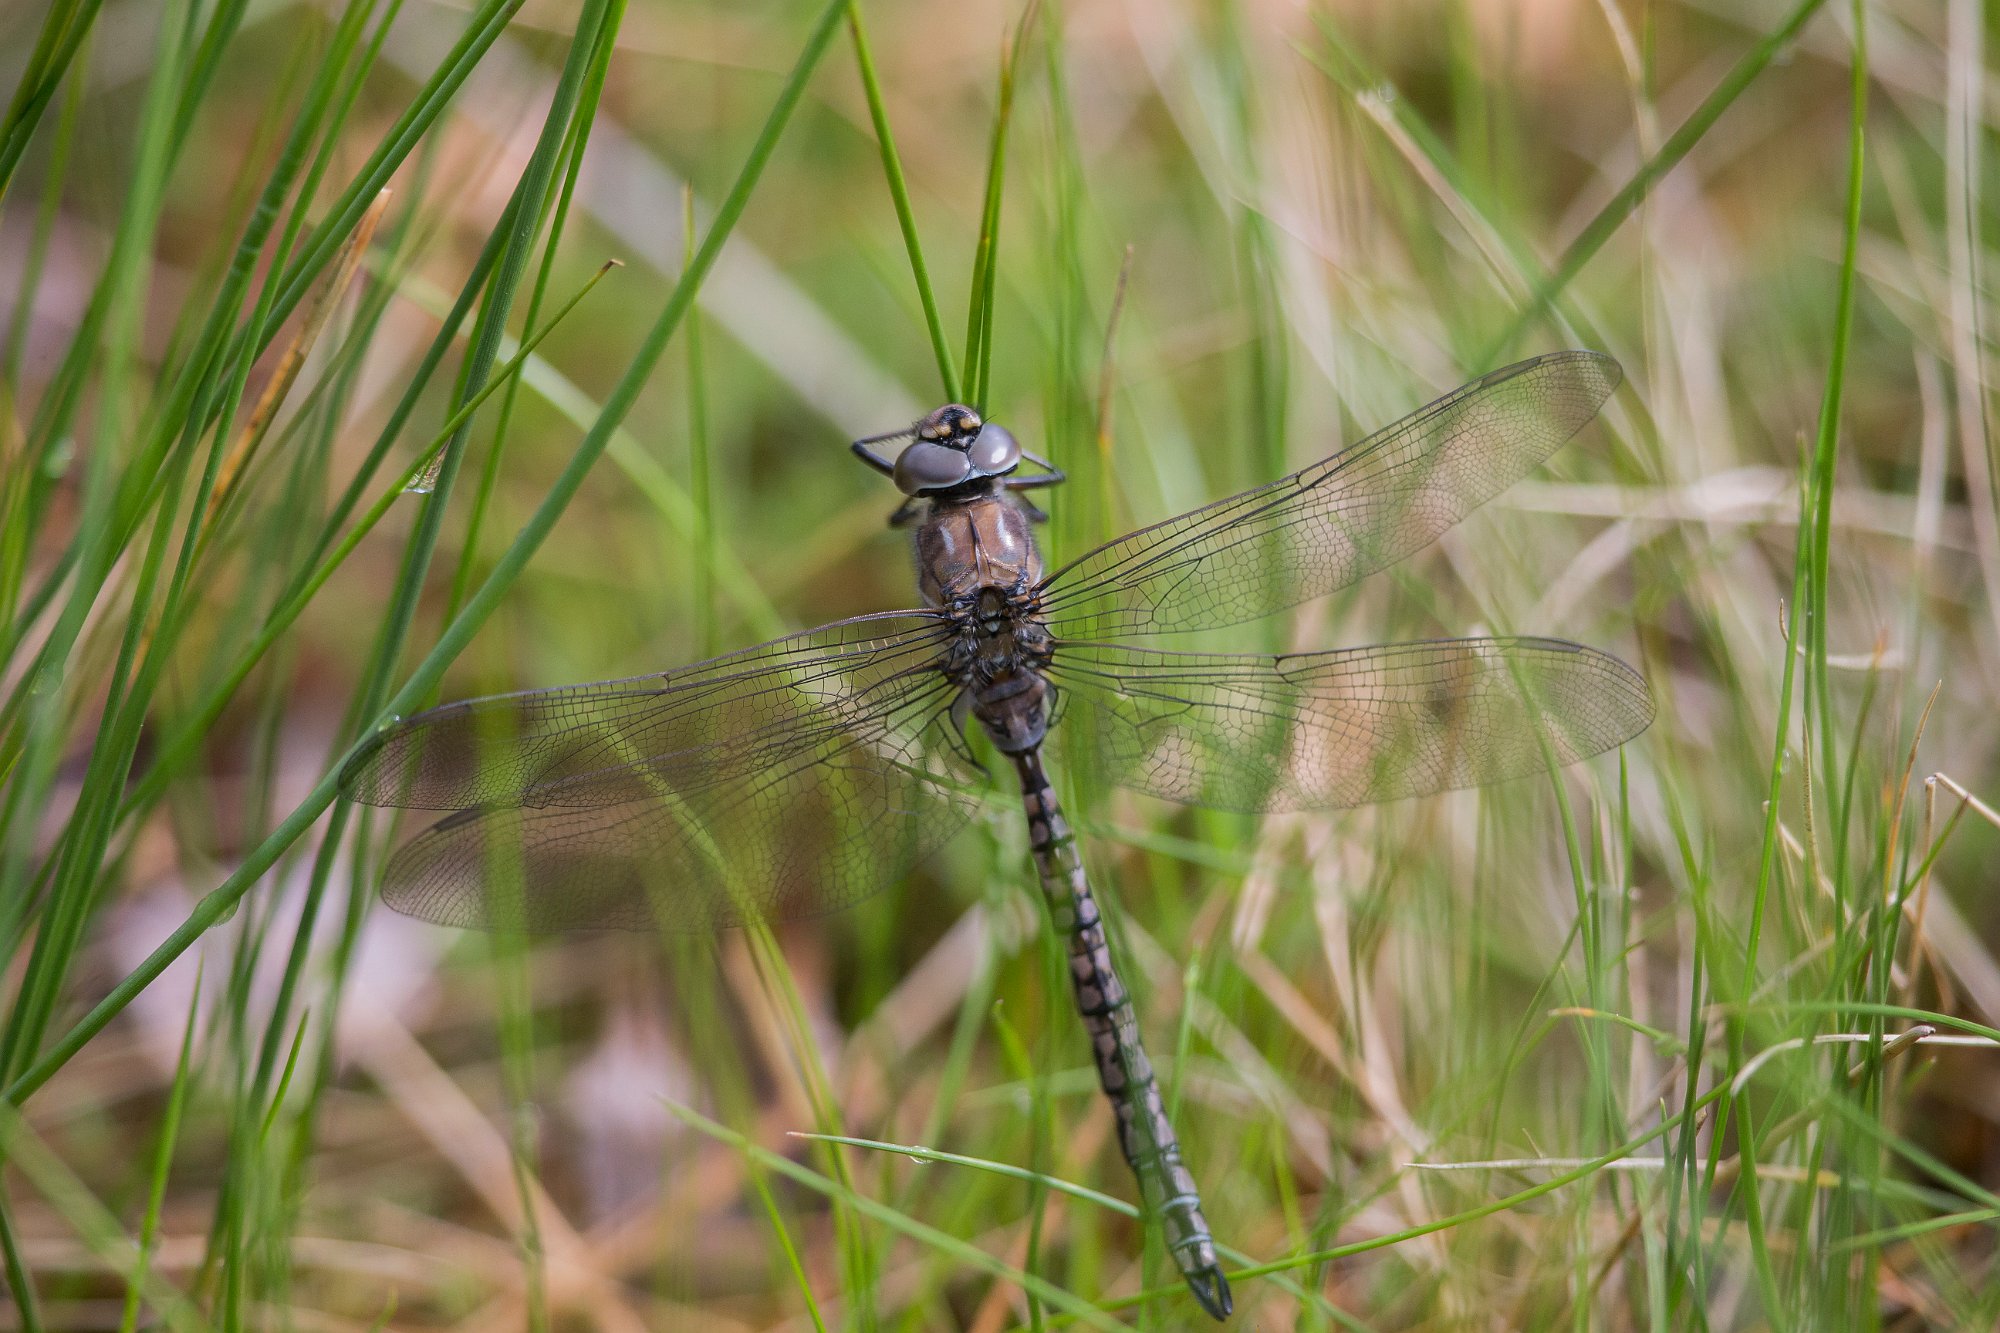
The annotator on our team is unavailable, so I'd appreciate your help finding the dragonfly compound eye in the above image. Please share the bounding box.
[893,439,973,494]
[966,423,1020,477]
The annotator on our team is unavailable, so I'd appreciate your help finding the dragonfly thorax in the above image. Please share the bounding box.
[913,490,1055,754]
[912,488,1045,608]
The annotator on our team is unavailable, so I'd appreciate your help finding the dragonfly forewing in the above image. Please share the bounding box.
[1036,351,1621,639]
[343,613,955,810]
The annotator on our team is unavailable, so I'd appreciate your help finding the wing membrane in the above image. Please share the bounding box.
[1037,352,1620,637]
[1046,636,1652,813]
[344,612,950,810]
[341,613,978,932]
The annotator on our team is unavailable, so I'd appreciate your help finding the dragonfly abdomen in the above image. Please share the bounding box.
[1011,748,1233,1321]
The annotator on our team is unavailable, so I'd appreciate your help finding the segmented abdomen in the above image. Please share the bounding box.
[1011,749,1232,1319]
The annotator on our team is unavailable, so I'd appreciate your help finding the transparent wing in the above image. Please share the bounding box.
[343,612,950,812]
[1045,637,1653,813]
[341,613,979,933]
[1037,352,1621,637]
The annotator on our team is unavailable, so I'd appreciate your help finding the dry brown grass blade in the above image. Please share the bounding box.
[964,1221,1043,1333]
[120,190,392,676]
[203,187,391,531]
[1912,771,2000,1010]
[352,1000,651,1333]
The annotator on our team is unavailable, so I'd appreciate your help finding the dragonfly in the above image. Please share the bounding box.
[343,350,1654,1320]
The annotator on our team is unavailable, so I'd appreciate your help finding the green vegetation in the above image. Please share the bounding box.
[2,0,1996,1327]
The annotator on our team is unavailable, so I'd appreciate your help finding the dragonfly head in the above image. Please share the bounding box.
[892,404,1021,496]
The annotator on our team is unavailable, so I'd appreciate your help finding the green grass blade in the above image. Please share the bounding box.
[792,1132,1138,1217]
[4,0,851,1112]
[848,0,959,403]
[666,1099,1130,1330]
[0,0,103,204]
[962,7,1032,412]
[118,963,203,1333]
[445,0,624,621]
[1479,0,1829,361]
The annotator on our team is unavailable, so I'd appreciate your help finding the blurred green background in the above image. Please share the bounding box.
[3,0,1998,1327]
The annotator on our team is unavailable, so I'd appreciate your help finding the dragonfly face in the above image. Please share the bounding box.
[890,402,1023,495]
[343,351,1655,1321]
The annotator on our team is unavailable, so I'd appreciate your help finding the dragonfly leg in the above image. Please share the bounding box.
[850,438,898,477]
[1003,449,1066,490]
[1012,747,1233,1321]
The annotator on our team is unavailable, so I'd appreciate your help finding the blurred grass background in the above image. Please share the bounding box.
[3,0,1999,1327]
